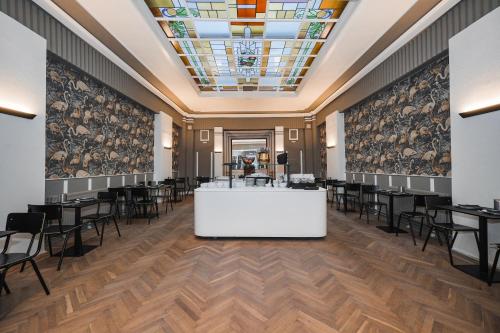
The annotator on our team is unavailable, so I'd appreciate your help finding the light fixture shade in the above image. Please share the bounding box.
[0,106,36,119]
[459,103,500,118]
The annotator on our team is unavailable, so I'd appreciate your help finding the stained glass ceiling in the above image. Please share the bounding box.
[145,0,350,92]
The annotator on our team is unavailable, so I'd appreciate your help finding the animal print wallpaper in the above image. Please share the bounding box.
[344,54,450,176]
[46,53,155,179]
[318,123,327,179]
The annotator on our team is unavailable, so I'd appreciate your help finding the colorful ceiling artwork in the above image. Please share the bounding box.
[145,0,350,92]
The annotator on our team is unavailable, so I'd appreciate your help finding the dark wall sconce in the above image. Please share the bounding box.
[0,106,36,119]
[327,145,336,149]
[163,146,172,149]
[459,103,500,118]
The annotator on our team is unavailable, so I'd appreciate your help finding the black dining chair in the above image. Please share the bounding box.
[130,187,158,224]
[108,187,126,219]
[422,196,480,266]
[1,213,50,295]
[344,183,361,211]
[176,178,187,201]
[395,195,428,246]
[359,185,388,224]
[81,192,121,246]
[28,204,82,271]
[489,244,500,286]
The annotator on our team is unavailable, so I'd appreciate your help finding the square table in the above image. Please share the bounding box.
[59,199,99,257]
[438,205,500,283]
[376,190,413,233]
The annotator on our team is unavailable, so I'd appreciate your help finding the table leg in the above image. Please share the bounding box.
[376,195,406,234]
[479,217,489,274]
[74,207,83,256]
[343,190,347,214]
[56,206,97,258]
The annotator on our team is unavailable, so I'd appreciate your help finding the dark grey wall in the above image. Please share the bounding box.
[0,0,182,123]
[284,128,305,174]
[316,0,500,124]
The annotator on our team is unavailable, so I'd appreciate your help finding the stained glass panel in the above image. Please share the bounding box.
[145,0,350,92]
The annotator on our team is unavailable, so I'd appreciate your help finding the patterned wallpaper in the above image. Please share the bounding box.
[318,123,327,179]
[46,54,155,179]
[345,54,451,176]
[172,123,181,175]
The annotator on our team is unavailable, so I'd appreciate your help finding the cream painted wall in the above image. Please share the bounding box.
[0,12,46,251]
[326,111,346,180]
[449,7,500,262]
[154,112,173,181]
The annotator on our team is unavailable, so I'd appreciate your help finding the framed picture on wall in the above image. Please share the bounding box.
[289,129,299,141]
[200,129,210,142]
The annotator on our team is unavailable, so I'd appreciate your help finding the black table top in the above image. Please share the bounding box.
[437,205,500,220]
[60,199,99,208]
[376,190,413,197]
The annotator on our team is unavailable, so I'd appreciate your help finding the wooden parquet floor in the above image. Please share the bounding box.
[1,197,500,333]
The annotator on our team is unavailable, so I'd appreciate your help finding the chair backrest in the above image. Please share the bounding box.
[97,192,117,215]
[425,196,452,211]
[131,187,150,200]
[345,183,361,192]
[108,187,126,196]
[414,194,428,208]
[5,213,46,257]
[27,204,62,221]
[164,178,176,186]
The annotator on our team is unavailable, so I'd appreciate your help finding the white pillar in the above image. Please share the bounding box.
[154,112,173,181]
[213,127,223,177]
[326,111,346,180]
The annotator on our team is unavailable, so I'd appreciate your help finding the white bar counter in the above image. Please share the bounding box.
[194,187,327,238]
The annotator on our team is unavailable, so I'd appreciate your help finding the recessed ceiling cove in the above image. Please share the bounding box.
[144,0,350,93]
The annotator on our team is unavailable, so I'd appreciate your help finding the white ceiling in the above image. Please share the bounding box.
[75,0,418,113]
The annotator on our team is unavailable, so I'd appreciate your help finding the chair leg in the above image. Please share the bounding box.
[359,203,363,219]
[419,217,425,237]
[100,220,106,246]
[473,231,480,251]
[57,233,70,271]
[148,205,152,225]
[113,216,121,237]
[47,234,54,257]
[377,205,382,221]
[443,231,455,266]
[0,268,10,295]
[366,204,370,224]
[30,259,50,295]
[450,232,458,248]
[396,215,403,236]
[2,280,11,295]
[408,219,417,246]
[422,226,434,252]
[93,221,100,236]
[489,248,500,286]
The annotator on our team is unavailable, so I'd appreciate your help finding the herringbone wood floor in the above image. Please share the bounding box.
[1,198,500,333]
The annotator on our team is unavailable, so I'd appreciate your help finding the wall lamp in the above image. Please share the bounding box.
[163,146,172,149]
[327,145,336,149]
[459,103,500,118]
[0,106,36,119]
